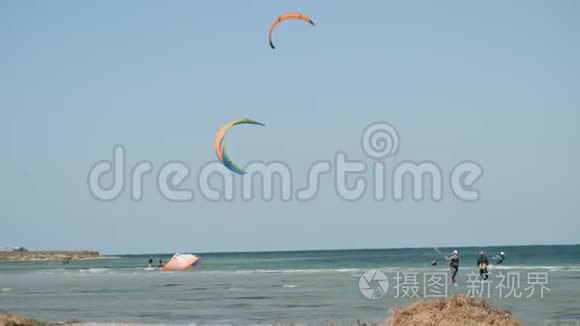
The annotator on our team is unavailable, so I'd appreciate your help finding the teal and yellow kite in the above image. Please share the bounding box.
[214,118,265,175]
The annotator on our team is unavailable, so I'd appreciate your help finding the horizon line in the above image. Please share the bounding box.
[106,242,580,256]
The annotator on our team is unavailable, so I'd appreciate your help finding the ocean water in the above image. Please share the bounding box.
[1,245,579,325]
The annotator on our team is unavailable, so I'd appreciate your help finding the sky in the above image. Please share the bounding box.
[1,1,579,254]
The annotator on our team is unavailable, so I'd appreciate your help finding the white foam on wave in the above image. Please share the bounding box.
[134,267,158,271]
[228,287,245,291]
[334,268,358,272]
[1,288,12,292]
[254,268,364,274]
[282,284,297,288]
[79,268,109,274]
[202,268,368,275]
[489,265,580,272]
[183,267,397,275]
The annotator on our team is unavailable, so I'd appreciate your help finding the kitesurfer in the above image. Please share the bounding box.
[477,251,489,280]
[493,251,505,265]
[446,250,460,286]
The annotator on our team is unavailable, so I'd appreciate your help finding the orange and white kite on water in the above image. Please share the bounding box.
[160,253,201,271]
[268,13,315,49]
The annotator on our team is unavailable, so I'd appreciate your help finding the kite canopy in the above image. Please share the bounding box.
[160,253,201,271]
[268,13,315,49]
[214,118,265,175]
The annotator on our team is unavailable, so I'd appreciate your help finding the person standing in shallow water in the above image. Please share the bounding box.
[148,256,153,268]
[158,257,163,268]
[477,251,489,280]
[446,250,460,286]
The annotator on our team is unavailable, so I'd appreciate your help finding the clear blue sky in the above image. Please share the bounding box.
[1,1,579,254]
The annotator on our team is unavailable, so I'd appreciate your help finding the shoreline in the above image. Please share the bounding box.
[0,251,115,262]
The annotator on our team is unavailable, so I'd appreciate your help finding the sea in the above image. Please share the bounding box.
[1,245,579,325]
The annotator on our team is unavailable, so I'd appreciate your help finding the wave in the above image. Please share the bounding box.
[252,268,364,274]
[79,268,109,274]
[489,265,580,272]
[198,268,357,274]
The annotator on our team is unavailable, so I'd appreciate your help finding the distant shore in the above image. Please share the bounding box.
[0,251,111,262]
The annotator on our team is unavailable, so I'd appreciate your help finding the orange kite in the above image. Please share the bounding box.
[268,13,315,49]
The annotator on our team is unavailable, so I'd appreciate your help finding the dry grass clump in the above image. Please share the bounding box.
[385,294,522,326]
[0,313,45,326]
[0,313,81,326]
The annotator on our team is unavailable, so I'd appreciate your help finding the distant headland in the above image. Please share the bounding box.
[0,250,108,262]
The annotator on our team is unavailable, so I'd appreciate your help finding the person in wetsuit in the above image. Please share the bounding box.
[477,251,489,280]
[148,256,153,268]
[494,251,505,265]
[158,257,163,268]
[446,250,460,286]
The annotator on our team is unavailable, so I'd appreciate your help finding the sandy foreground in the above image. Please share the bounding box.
[0,251,112,262]
[0,294,523,326]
